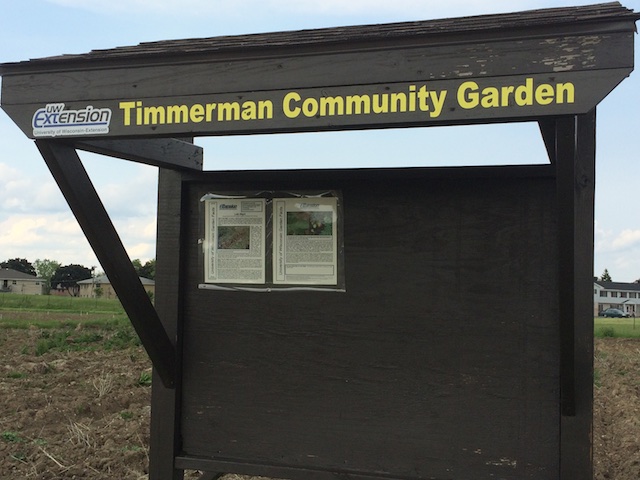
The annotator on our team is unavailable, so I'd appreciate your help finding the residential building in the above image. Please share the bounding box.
[77,275,155,300]
[0,268,44,295]
[594,280,640,316]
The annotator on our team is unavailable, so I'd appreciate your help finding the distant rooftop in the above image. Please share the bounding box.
[595,280,640,291]
[0,268,42,280]
[77,275,155,286]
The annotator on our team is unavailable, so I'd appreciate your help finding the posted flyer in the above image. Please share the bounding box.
[273,197,338,285]
[203,198,266,284]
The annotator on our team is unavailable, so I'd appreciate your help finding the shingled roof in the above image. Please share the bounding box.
[0,268,42,281]
[595,280,640,292]
[1,2,638,73]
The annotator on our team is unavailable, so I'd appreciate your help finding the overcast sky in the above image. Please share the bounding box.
[1,0,639,281]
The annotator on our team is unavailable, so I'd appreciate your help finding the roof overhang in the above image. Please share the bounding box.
[1,2,638,141]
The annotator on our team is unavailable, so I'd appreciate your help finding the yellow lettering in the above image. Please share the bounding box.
[556,82,575,104]
[515,78,534,106]
[500,86,515,106]
[258,100,273,120]
[320,97,344,116]
[190,104,204,123]
[302,98,319,117]
[430,90,447,118]
[218,102,240,121]
[119,101,135,126]
[167,105,187,123]
[409,85,417,111]
[206,103,216,122]
[283,92,301,118]
[458,81,479,109]
[145,106,166,125]
[481,87,500,108]
[241,101,256,121]
[372,94,388,114]
[346,95,371,115]
[535,84,555,105]
[417,86,429,112]
[390,93,407,113]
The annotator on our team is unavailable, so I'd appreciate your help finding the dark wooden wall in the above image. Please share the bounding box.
[177,165,560,479]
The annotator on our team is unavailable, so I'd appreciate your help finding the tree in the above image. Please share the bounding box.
[0,258,36,276]
[600,269,612,282]
[33,259,61,294]
[132,258,156,280]
[51,264,93,296]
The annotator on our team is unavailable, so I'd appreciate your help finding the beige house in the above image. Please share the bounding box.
[0,268,44,295]
[77,275,155,300]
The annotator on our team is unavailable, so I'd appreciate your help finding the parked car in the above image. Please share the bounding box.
[600,308,629,318]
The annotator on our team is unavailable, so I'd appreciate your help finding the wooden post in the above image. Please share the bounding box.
[149,168,186,480]
[556,110,596,479]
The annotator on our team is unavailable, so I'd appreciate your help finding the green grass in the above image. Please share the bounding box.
[0,294,141,354]
[0,293,124,313]
[0,293,127,330]
[594,316,640,338]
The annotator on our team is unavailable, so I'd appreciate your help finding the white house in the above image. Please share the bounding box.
[594,281,640,316]
[77,274,155,300]
[0,268,44,295]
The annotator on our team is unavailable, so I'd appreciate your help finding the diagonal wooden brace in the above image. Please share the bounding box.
[36,140,176,389]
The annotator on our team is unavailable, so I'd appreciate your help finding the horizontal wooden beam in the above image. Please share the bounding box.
[197,473,223,480]
[75,138,203,170]
[176,456,403,480]
[35,140,177,388]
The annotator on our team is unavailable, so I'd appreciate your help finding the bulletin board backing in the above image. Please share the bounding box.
[172,165,560,479]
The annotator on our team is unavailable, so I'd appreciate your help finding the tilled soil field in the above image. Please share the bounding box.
[1,327,638,479]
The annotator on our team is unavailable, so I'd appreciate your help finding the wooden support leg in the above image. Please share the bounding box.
[149,168,185,480]
[555,110,596,480]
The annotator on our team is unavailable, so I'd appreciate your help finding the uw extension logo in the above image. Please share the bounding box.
[32,103,112,137]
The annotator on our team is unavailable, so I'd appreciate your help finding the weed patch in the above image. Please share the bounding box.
[2,431,23,443]
[136,371,152,387]
[30,324,140,355]
[120,411,134,421]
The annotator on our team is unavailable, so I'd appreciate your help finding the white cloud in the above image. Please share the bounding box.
[126,242,156,261]
[90,166,158,218]
[0,162,66,213]
[596,225,640,253]
[612,229,640,250]
[594,222,640,282]
[0,211,156,268]
[0,213,90,264]
[0,215,79,247]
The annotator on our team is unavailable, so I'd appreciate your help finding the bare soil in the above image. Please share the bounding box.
[1,327,638,479]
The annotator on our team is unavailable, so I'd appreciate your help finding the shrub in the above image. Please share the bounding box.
[600,327,616,338]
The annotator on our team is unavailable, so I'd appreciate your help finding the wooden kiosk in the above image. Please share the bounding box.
[1,3,638,479]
